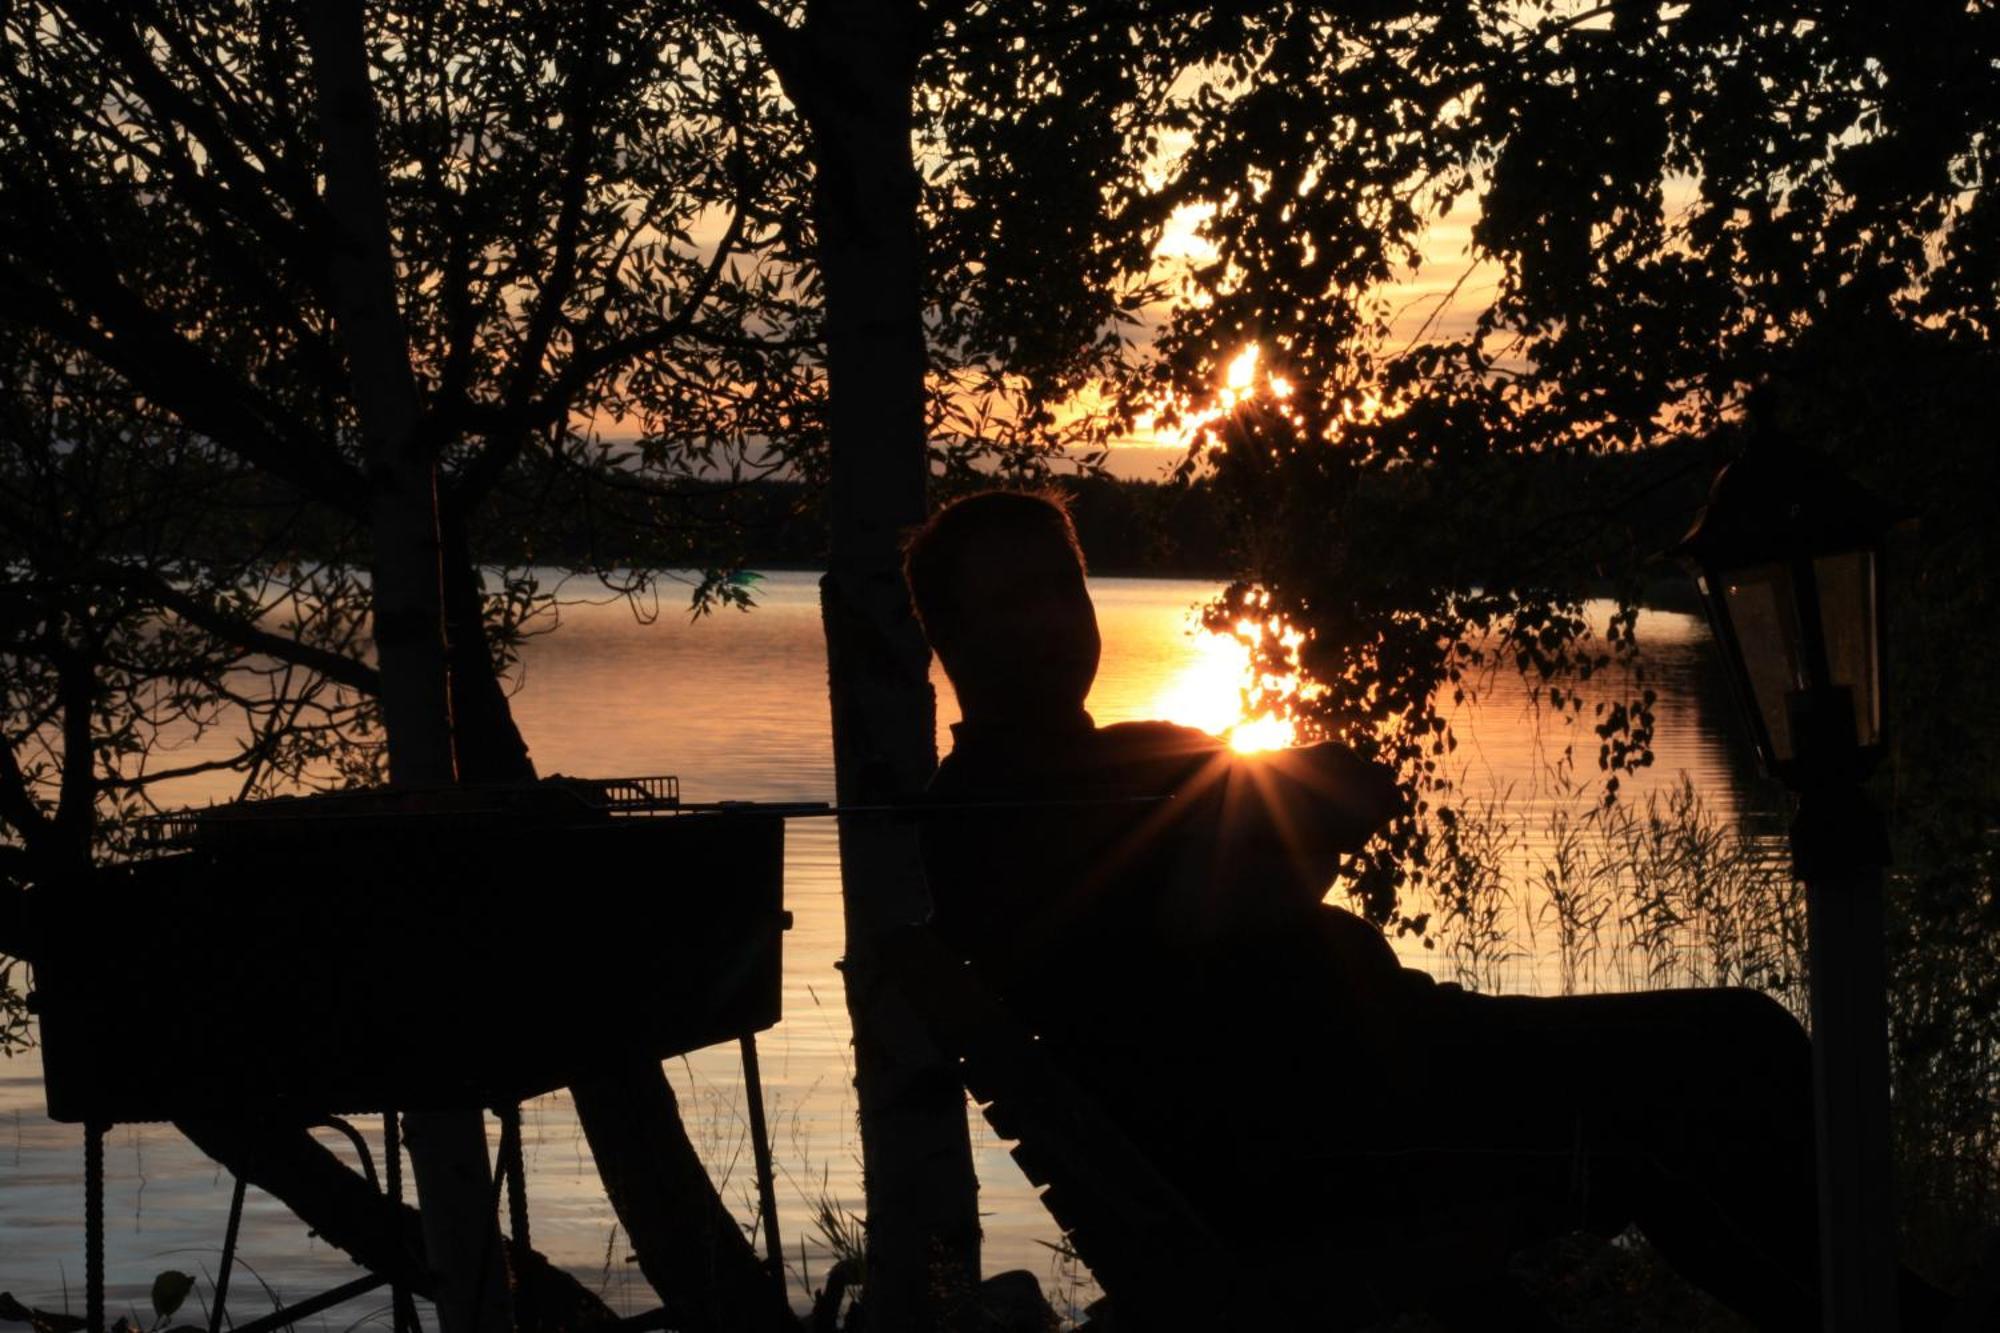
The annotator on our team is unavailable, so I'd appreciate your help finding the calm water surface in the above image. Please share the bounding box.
[0,571,1768,1322]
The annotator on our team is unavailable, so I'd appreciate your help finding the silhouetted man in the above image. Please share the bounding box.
[908,490,1944,1332]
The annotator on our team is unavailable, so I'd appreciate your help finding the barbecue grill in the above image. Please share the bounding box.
[18,776,810,1333]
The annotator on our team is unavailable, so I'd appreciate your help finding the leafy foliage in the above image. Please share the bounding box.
[0,2,829,848]
[1103,3,1997,926]
[1124,0,1998,1256]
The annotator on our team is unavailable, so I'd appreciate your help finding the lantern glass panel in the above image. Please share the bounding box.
[1721,561,1808,764]
[1812,549,1881,749]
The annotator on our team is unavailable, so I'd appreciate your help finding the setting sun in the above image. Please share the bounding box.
[1150,626,1297,752]
[1223,344,1260,396]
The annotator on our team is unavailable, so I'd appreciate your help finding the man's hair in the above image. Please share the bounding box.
[903,490,1085,652]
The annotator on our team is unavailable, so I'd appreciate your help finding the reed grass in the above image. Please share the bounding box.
[1410,767,1806,1013]
[1406,767,1998,1296]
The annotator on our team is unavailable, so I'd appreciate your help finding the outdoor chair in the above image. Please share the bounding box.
[877,924,1551,1331]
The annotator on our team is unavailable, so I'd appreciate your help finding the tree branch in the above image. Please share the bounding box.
[497,0,612,425]
[173,1118,621,1331]
[452,195,755,503]
[137,2,325,215]
[103,752,265,792]
[0,729,52,851]
[443,1,619,502]
[47,624,96,857]
[0,257,369,515]
[68,5,328,263]
[706,0,803,77]
[91,564,381,694]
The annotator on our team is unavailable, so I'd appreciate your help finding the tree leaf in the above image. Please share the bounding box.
[150,1272,195,1321]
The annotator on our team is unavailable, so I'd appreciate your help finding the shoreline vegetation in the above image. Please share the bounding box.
[467,435,1716,610]
[120,434,1718,609]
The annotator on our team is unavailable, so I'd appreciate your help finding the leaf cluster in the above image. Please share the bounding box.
[1105,1,1995,921]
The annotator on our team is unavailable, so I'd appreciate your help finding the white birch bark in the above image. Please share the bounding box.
[302,11,511,1333]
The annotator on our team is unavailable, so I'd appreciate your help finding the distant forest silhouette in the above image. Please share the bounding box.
[146,436,1717,590]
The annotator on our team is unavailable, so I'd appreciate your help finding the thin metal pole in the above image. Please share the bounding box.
[384,1111,420,1333]
[209,1174,248,1333]
[1805,861,1900,1333]
[499,1103,530,1260]
[1789,722,1900,1333]
[739,1034,783,1276]
[85,1121,105,1333]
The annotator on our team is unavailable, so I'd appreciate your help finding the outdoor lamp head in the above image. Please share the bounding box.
[1675,444,1892,789]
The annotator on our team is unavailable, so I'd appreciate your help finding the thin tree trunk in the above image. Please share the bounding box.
[303,12,510,1333]
[438,512,533,787]
[435,510,795,1330]
[573,1062,799,1333]
[800,7,982,1325]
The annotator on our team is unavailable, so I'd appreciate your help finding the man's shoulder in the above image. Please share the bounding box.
[931,718,1219,797]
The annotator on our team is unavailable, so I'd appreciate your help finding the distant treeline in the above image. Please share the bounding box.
[57,442,1716,597]
[475,436,1715,598]
[474,471,1241,578]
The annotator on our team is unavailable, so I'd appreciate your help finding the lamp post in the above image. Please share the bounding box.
[1677,442,1899,1333]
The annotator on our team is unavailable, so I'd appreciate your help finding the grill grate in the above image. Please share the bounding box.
[133,775,685,850]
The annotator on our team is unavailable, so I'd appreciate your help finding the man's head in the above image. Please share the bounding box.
[904,491,1101,722]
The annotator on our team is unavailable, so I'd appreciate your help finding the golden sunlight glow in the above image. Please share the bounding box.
[1223,343,1260,395]
[1151,200,1218,265]
[1129,340,1288,453]
[1151,625,1299,752]
[1228,715,1297,753]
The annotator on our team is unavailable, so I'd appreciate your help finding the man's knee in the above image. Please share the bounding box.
[1709,987,1808,1051]
[1690,988,1813,1107]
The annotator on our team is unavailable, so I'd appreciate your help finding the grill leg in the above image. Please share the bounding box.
[496,1104,530,1330]
[208,1174,247,1333]
[499,1103,530,1260]
[739,1034,783,1277]
[385,1111,420,1333]
[85,1121,105,1333]
[388,1104,428,1328]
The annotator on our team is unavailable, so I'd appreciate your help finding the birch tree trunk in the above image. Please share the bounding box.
[796,5,982,1324]
[303,11,511,1333]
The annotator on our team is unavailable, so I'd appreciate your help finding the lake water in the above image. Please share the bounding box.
[0,571,1777,1324]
